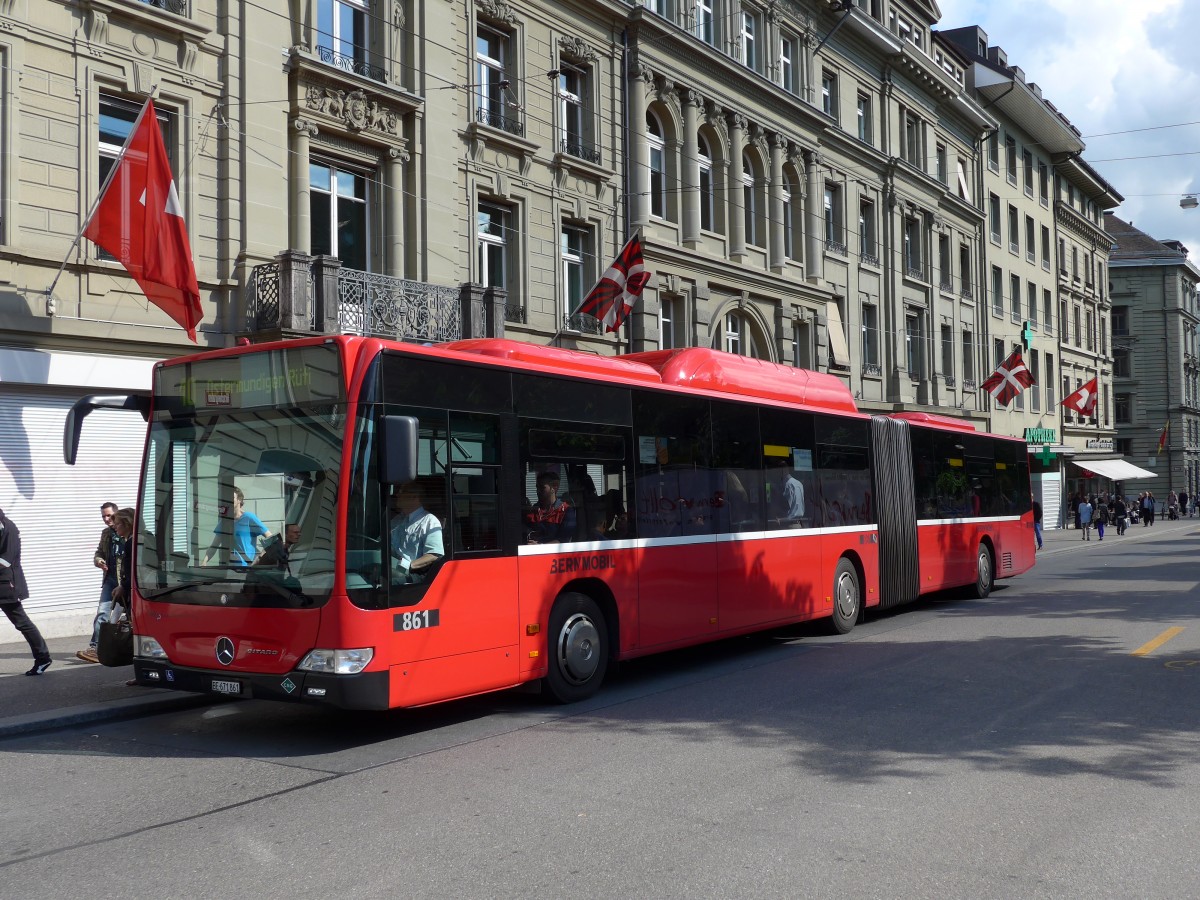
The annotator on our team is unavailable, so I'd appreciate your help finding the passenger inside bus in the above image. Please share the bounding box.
[524,470,576,544]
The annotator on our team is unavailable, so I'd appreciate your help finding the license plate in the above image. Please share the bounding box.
[211,679,242,695]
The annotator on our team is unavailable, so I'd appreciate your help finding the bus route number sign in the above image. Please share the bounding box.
[394,609,440,632]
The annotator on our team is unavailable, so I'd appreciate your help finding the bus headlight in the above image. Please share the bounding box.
[297,648,374,675]
[136,636,168,659]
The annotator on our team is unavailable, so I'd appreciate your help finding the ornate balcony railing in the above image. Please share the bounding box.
[317,46,386,83]
[1010,310,1023,324]
[860,251,880,267]
[338,270,462,342]
[561,139,601,165]
[825,239,847,256]
[963,379,977,392]
[905,264,924,280]
[566,313,606,334]
[940,280,954,293]
[960,287,973,300]
[138,0,188,14]
[861,362,882,377]
[477,107,524,136]
[249,262,280,331]
[505,304,527,324]
[944,375,956,388]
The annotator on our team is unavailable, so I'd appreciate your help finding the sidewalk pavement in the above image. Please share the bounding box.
[2,514,1196,738]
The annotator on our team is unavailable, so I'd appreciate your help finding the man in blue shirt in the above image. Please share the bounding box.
[205,486,271,567]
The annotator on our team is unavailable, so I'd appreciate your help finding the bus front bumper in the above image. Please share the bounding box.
[131,659,391,710]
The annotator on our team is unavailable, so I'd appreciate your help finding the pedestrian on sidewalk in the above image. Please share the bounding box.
[76,502,119,664]
[1095,496,1108,540]
[1032,498,1043,550]
[1079,496,1094,541]
[0,507,52,675]
[1114,496,1128,535]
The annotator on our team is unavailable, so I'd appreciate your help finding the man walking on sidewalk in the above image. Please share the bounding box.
[76,502,119,664]
[0,507,51,675]
[1079,496,1094,541]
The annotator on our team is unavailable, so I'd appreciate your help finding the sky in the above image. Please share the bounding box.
[936,0,1200,258]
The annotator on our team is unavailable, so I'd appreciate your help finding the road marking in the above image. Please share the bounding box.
[1132,626,1185,657]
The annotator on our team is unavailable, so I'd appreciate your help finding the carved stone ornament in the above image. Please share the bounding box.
[478,0,517,26]
[305,84,399,136]
[559,35,598,63]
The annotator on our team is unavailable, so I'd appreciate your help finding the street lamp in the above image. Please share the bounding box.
[1181,195,1198,210]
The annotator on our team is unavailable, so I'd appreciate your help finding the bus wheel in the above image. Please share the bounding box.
[971,544,994,599]
[543,593,609,704]
[830,559,860,635]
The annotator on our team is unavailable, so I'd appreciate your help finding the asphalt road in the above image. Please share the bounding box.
[3,522,1199,898]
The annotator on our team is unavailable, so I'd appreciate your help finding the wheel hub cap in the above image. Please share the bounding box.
[558,613,600,685]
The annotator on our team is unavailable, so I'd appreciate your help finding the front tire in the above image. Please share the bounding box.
[543,593,609,703]
[830,558,860,635]
[971,544,994,599]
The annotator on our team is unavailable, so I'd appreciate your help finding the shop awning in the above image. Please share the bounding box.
[1073,458,1157,480]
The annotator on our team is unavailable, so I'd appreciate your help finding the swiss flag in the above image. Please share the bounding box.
[1061,376,1098,417]
[981,349,1035,406]
[83,99,202,342]
[576,233,652,332]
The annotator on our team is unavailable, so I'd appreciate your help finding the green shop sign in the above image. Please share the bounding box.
[1023,427,1056,444]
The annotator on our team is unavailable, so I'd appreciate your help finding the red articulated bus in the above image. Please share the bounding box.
[64,336,1034,709]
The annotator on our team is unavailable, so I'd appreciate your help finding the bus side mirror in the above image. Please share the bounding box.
[381,415,418,484]
[63,394,150,465]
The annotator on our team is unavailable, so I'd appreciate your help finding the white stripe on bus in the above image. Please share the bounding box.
[517,524,878,556]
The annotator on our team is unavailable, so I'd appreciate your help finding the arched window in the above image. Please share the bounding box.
[647,111,667,219]
[698,133,714,232]
[742,155,757,246]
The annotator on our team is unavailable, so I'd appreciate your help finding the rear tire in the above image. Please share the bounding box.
[971,544,994,599]
[543,593,608,703]
[830,559,860,635]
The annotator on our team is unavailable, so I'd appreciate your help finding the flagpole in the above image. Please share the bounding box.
[44,96,155,305]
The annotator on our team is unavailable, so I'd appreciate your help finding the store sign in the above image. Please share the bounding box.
[1086,438,1114,450]
[1023,427,1056,444]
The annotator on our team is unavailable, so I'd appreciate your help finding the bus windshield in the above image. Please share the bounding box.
[137,344,345,608]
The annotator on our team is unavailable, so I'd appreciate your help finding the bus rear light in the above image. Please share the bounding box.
[297,648,374,675]
[137,636,168,659]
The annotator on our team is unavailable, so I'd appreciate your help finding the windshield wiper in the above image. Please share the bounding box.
[142,578,233,599]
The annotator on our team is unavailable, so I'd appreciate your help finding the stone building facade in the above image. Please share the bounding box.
[1106,215,1200,502]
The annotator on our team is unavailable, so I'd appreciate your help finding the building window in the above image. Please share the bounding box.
[1005,135,1017,183]
[989,193,1001,242]
[962,330,975,382]
[936,143,947,184]
[477,201,511,290]
[1025,216,1036,263]
[1059,237,1067,273]
[862,303,879,367]
[1115,393,1131,424]
[1028,281,1038,326]
[1030,349,1040,411]
[561,224,589,321]
[856,93,871,144]
[903,216,922,276]
[1013,343,1024,410]
[1046,354,1055,406]
[476,25,518,134]
[1041,225,1051,271]
[1086,310,1096,351]
[941,324,953,377]
[741,11,759,72]
[647,111,667,219]
[661,294,683,349]
[317,0,369,75]
[98,95,177,261]
[558,64,596,162]
[1043,289,1053,335]
[1073,305,1081,346]
[959,244,972,297]
[723,312,742,355]
[938,234,951,289]
[991,266,1003,317]
[824,184,843,244]
[988,132,999,171]
[310,160,368,271]
[903,112,921,169]
[698,133,714,232]
[1114,347,1131,377]
[743,154,761,247]
[780,34,798,93]
[821,70,837,118]
[906,314,923,379]
[1112,306,1129,335]
[783,166,801,260]
[859,199,876,262]
[1023,150,1034,195]
[1010,275,1021,320]
[1039,162,1049,205]
[1008,204,1019,255]
[695,0,714,45]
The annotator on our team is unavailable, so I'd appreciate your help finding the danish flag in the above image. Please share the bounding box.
[1061,377,1098,417]
[981,349,1035,406]
[576,233,652,332]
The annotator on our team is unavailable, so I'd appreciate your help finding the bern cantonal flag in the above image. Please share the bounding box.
[83,99,202,342]
[981,349,1035,406]
[576,234,652,333]
[1061,376,1098,417]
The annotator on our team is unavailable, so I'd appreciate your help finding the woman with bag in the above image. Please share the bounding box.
[0,507,52,675]
[99,508,136,671]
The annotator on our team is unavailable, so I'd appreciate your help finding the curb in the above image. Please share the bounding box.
[0,692,213,739]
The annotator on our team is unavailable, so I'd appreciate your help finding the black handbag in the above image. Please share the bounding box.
[97,616,133,667]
